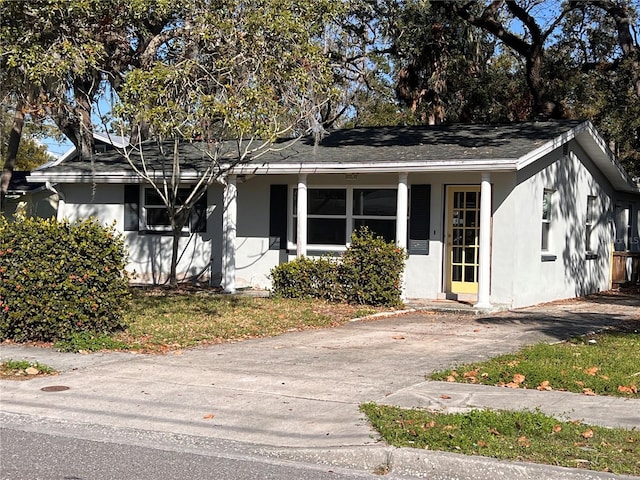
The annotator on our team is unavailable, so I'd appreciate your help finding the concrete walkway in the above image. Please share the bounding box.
[1,290,639,479]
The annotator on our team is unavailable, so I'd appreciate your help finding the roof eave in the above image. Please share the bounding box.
[27,160,520,183]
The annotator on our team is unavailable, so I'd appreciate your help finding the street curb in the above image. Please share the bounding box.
[264,445,638,480]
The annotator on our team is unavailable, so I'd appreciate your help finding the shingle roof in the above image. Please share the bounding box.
[29,120,584,177]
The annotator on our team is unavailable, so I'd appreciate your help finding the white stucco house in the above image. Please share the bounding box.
[27,120,640,308]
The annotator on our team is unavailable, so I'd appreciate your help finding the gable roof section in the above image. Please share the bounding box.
[28,120,639,193]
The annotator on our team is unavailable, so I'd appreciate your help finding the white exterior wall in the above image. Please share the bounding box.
[509,143,614,308]
[57,183,221,285]
[234,176,282,289]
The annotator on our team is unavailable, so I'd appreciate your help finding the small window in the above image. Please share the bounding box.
[585,195,597,253]
[143,187,191,231]
[541,189,553,251]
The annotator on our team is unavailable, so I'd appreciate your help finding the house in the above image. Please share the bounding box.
[27,120,640,308]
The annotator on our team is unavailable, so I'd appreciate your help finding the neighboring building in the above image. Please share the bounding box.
[28,120,640,308]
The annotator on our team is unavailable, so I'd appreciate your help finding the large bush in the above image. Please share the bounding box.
[0,217,130,342]
[339,228,406,306]
[271,227,406,307]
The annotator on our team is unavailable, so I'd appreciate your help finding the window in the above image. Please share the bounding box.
[353,189,397,243]
[585,195,597,253]
[541,189,553,251]
[123,185,208,233]
[291,187,398,248]
[143,188,191,231]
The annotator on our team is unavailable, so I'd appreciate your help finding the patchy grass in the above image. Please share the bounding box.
[1,359,57,379]
[54,332,130,353]
[361,404,640,475]
[111,289,384,352]
[430,332,640,397]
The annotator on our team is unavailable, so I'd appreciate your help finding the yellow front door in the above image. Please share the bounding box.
[446,186,481,294]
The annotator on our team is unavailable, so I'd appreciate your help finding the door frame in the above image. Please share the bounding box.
[444,185,482,295]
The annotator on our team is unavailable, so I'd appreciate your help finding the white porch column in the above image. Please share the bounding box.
[296,173,308,257]
[475,173,492,309]
[396,173,408,249]
[222,174,237,294]
[396,173,409,300]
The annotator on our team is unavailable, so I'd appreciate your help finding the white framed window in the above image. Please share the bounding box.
[142,187,191,232]
[290,186,398,250]
[585,195,597,253]
[541,189,554,251]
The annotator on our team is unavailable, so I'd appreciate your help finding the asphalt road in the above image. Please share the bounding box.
[1,423,414,480]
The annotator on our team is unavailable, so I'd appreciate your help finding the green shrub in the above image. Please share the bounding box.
[0,217,131,342]
[269,256,344,302]
[340,227,406,307]
[270,227,405,307]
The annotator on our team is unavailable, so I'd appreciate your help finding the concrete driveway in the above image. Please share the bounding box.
[2,291,638,451]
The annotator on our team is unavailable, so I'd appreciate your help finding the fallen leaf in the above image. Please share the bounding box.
[599,375,609,380]
[553,424,562,433]
[392,335,405,340]
[488,428,501,436]
[446,375,457,382]
[582,388,597,396]
[450,371,459,378]
[584,366,600,376]
[507,360,520,367]
[537,380,553,391]
[513,373,526,385]
[440,394,451,399]
[582,429,594,439]
[424,421,436,428]
[617,385,638,394]
[203,413,215,420]
[463,370,478,378]
[476,440,486,447]
[518,435,531,447]
[25,367,39,375]
[473,329,481,332]
[505,382,520,389]
[575,380,585,387]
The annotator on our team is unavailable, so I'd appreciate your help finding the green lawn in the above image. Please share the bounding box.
[57,288,383,353]
[429,332,640,397]
[362,330,640,475]
[361,404,640,475]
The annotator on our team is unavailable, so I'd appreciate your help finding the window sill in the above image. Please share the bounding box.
[541,253,557,262]
[585,253,598,260]
[138,229,191,237]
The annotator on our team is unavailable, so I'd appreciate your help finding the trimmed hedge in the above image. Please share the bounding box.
[0,217,131,342]
[270,227,406,307]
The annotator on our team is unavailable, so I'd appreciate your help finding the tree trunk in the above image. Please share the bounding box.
[169,226,180,287]
[1,103,25,211]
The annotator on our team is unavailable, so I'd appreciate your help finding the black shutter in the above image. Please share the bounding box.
[124,185,140,231]
[409,184,430,254]
[269,185,288,250]
[190,189,208,233]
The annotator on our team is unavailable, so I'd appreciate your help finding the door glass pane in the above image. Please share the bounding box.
[453,210,463,226]
[452,247,463,263]
[464,247,476,264]
[454,192,464,208]
[465,265,476,282]
[465,192,477,208]
[465,229,477,246]
[452,265,463,282]
[465,211,476,227]
[453,229,463,245]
